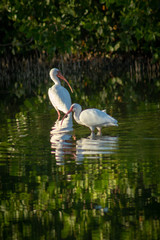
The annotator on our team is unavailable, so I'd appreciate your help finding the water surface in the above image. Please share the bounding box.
[0,96,160,239]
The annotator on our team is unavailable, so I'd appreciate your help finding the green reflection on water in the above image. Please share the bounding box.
[0,94,160,239]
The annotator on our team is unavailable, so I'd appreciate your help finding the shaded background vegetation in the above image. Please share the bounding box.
[0,0,160,103]
[0,0,160,60]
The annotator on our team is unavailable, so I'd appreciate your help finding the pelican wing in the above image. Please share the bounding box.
[48,85,72,113]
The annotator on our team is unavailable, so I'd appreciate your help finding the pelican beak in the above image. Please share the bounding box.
[57,71,73,93]
[61,106,73,126]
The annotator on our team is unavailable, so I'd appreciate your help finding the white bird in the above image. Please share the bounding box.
[48,68,73,120]
[61,103,118,133]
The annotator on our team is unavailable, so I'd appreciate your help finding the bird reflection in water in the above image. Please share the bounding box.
[50,115,74,165]
[75,133,118,164]
[50,116,118,165]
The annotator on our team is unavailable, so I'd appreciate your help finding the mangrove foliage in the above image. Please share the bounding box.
[0,0,160,60]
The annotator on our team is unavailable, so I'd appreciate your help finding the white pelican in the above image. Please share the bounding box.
[61,103,118,133]
[48,68,73,120]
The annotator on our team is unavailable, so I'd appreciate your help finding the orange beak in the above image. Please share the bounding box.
[61,106,73,126]
[57,71,73,93]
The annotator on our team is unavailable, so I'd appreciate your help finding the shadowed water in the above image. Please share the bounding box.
[1,96,160,240]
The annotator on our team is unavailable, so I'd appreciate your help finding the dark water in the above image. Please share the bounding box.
[0,75,160,239]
